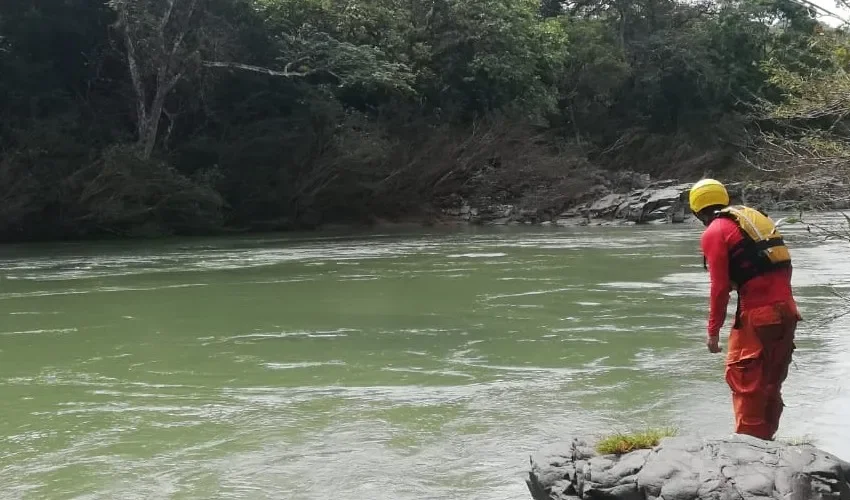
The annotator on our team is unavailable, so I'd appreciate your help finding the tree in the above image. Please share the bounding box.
[109,0,209,159]
[742,28,850,188]
[420,0,569,119]
[109,0,416,160]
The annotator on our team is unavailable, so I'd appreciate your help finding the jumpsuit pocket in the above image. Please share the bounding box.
[726,326,764,367]
[746,305,782,329]
[725,305,773,394]
[748,304,787,348]
[725,357,764,395]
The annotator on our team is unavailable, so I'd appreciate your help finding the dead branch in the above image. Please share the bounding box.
[201,60,308,77]
[201,60,341,83]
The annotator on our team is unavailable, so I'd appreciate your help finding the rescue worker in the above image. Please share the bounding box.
[688,178,801,441]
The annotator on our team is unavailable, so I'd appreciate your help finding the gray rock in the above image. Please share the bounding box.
[589,194,629,218]
[669,203,686,223]
[495,204,514,218]
[569,181,693,225]
[487,217,511,225]
[630,182,692,223]
[558,209,583,218]
[527,435,850,500]
[555,218,590,227]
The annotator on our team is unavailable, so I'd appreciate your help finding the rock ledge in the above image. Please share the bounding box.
[527,434,850,500]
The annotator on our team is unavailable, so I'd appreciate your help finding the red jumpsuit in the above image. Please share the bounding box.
[701,216,800,440]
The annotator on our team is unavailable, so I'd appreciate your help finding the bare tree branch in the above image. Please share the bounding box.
[113,2,147,141]
[202,60,313,78]
[161,0,176,34]
[169,0,198,58]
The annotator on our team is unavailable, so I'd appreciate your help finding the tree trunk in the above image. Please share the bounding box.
[569,103,582,148]
[141,88,169,160]
[617,3,627,51]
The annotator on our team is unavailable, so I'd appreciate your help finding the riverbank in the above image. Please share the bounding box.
[432,173,850,229]
[2,165,847,245]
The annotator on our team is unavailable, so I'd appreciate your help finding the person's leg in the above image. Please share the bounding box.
[725,324,771,439]
[763,391,783,439]
[725,350,770,439]
[725,299,800,441]
[759,302,798,439]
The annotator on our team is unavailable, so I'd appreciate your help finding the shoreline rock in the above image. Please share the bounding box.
[557,178,692,225]
[439,173,850,228]
[442,178,694,227]
[526,434,850,500]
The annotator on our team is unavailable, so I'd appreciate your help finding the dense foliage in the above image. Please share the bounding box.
[0,0,845,240]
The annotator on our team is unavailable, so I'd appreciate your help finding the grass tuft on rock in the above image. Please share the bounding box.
[595,427,678,455]
[778,435,817,446]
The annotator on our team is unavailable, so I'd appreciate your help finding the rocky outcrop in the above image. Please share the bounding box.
[438,171,850,227]
[557,179,692,225]
[527,434,850,500]
[441,178,693,227]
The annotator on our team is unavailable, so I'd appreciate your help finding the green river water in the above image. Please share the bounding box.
[1,213,849,499]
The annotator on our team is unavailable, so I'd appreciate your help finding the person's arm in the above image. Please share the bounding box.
[701,222,731,338]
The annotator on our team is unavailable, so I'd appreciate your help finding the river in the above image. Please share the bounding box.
[1,213,848,499]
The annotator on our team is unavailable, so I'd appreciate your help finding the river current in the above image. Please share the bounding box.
[1,213,848,499]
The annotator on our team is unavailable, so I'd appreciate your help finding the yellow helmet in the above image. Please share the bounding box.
[689,178,729,213]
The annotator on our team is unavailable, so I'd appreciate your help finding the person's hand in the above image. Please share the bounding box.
[707,335,722,354]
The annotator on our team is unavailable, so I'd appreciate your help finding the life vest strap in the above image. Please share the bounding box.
[754,238,785,251]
